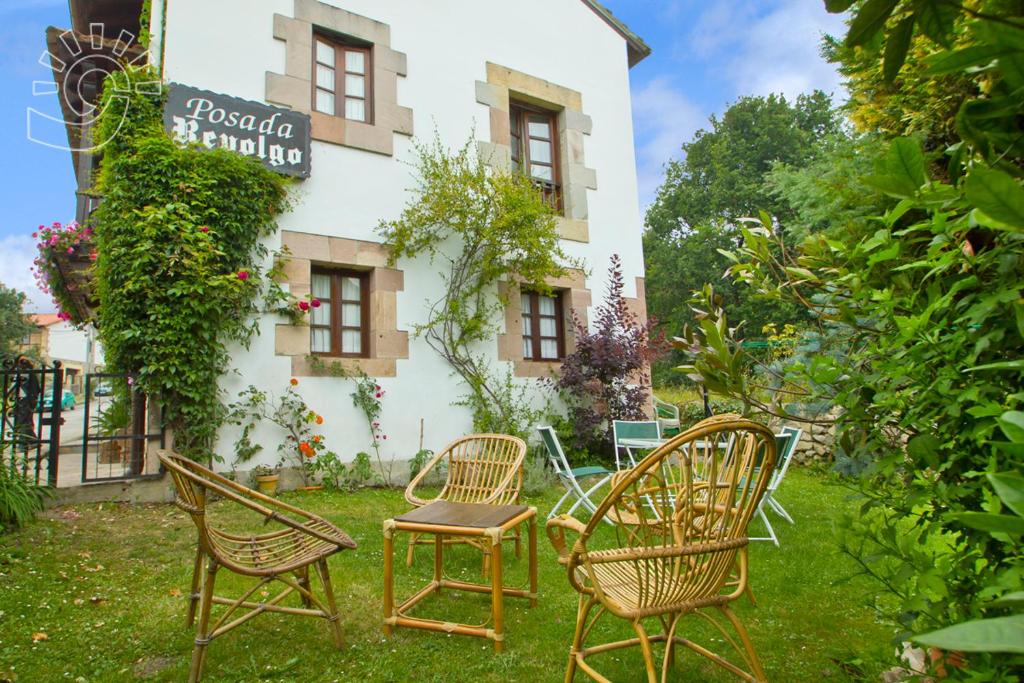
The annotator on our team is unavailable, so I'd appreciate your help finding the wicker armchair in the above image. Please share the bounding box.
[546,415,777,683]
[158,451,357,683]
[404,433,527,571]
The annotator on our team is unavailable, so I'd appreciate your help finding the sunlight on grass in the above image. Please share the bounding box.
[0,470,894,681]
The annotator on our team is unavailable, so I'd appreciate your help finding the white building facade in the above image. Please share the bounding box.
[112,0,651,474]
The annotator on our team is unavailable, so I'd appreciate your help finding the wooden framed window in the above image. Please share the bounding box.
[510,102,562,212]
[313,33,372,123]
[310,268,369,357]
[520,290,565,361]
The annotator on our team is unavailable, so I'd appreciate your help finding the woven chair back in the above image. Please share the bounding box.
[575,415,777,610]
[436,434,527,505]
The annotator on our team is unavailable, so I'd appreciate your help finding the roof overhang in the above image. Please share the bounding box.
[580,0,652,68]
[45,25,147,179]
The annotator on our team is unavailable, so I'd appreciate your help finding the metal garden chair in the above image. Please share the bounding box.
[547,415,777,683]
[652,395,681,435]
[158,451,357,683]
[404,433,527,571]
[612,419,662,470]
[750,426,803,545]
[537,425,614,524]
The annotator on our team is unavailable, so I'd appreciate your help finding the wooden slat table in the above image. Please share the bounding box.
[382,500,537,652]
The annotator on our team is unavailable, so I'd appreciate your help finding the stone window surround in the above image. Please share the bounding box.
[498,272,648,379]
[475,62,598,244]
[497,269,591,379]
[267,0,413,156]
[275,230,409,378]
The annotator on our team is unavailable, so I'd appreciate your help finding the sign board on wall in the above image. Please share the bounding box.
[163,83,311,178]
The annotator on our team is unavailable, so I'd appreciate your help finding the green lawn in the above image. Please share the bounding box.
[0,470,895,682]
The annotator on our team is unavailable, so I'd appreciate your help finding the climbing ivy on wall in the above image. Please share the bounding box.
[378,136,571,437]
[92,67,291,457]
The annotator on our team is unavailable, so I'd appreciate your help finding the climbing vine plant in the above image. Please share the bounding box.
[92,67,291,457]
[378,136,570,437]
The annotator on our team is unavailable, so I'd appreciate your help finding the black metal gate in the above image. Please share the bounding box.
[80,373,164,483]
[0,359,64,487]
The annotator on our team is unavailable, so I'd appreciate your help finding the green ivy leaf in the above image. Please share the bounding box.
[914,0,957,47]
[949,512,1024,535]
[846,0,900,47]
[926,45,1016,75]
[990,591,1024,608]
[884,16,916,82]
[825,0,856,12]
[965,167,1024,231]
[997,411,1024,444]
[914,615,1024,654]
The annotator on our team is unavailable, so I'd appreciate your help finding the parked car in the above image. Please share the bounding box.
[93,382,113,397]
[40,389,76,411]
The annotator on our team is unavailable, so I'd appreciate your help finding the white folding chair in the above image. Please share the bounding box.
[537,426,613,524]
[751,426,803,545]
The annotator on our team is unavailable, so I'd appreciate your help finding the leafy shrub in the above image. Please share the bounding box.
[0,463,49,530]
[550,255,663,455]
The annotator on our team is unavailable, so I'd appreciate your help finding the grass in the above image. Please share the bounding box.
[0,469,896,682]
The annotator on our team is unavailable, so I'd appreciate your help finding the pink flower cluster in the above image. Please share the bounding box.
[31,221,95,319]
[371,385,387,442]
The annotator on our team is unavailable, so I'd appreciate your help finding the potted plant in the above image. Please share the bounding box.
[252,464,279,496]
[94,393,130,464]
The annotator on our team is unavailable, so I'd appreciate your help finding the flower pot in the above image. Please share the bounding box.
[255,474,279,496]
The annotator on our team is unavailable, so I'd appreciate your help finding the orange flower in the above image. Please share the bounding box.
[290,378,299,386]
[315,415,324,425]
[313,435,322,443]
[299,441,314,457]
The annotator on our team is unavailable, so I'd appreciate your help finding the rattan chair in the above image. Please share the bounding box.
[547,415,777,683]
[158,451,357,683]
[404,433,526,571]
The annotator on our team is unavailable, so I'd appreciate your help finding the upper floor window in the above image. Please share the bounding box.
[310,268,369,357]
[521,291,564,361]
[510,102,562,212]
[313,34,371,123]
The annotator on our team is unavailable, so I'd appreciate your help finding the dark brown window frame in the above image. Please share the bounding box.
[510,101,562,213]
[521,289,566,362]
[310,267,370,359]
[312,32,373,124]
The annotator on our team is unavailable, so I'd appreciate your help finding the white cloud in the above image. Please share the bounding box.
[630,76,705,208]
[0,234,53,313]
[691,0,847,102]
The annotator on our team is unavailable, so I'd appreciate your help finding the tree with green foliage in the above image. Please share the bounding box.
[378,136,570,438]
[0,283,35,366]
[646,91,840,237]
[645,93,839,382]
[679,1,1024,675]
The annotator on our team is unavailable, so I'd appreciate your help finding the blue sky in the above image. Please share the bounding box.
[0,0,845,312]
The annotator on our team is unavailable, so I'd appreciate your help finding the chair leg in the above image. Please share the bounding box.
[753,507,779,546]
[661,613,683,683]
[768,496,794,524]
[406,532,417,566]
[314,558,344,650]
[295,566,313,608]
[188,558,218,683]
[186,546,203,628]
[631,620,659,683]
[565,595,596,683]
[514,526,522,559]
[719,604,767,682]
[551,487,574,519]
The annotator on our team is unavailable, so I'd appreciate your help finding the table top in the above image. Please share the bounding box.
[393,501,531,529]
